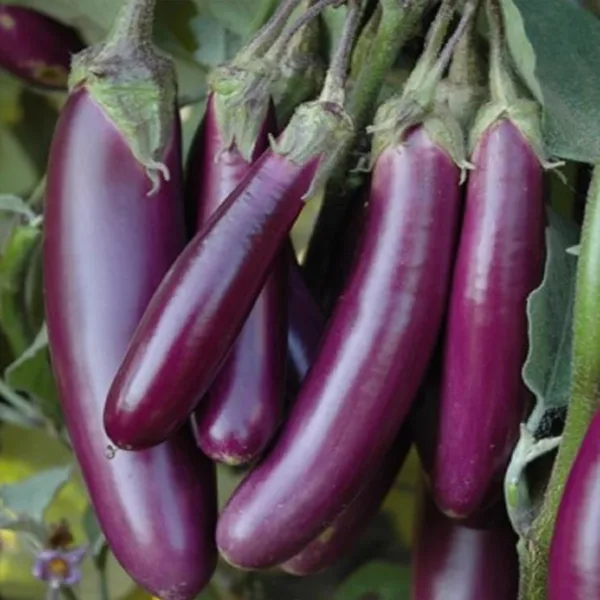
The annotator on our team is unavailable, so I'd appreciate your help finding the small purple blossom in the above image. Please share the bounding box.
[32,545,88,591]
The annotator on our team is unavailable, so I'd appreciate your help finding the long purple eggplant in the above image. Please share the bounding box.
[189,93,287,466]
[548,412,600,599]
[281,430,411,575]
[43,4,216,598]
[216,125,462,569]
[0,5,83,90]
[286,252,326,392]
[104,99,354,450]
[413,494,518,599]
[429,118,544,519]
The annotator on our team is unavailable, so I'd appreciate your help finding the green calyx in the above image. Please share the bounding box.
[273,99,355,199]
[369,94,471,177]
[68,3,176,196]
[209,64,275,163]
[469,98,561,170]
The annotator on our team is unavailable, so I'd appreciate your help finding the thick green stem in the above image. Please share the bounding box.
[519,167,600,600]
[347,0,430,131]
[319,0,365,105]
[486,0,518,105]
[102,0,156,52]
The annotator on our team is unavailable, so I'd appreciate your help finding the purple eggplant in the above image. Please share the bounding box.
[548,412,600,599]
[413,494,518,599]
[281,431,411,575]
[189,93,287,466]
[104,99,354,450]
[286,252,326,391]
[430,118,544,519]
[216,125,462,569]
[43,5,216,597]
[44,86,216,600]
[0,5,83,90]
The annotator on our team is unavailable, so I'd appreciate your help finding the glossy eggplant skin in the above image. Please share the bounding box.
[413,494,518,600]
[0,5,83,90]
[105,147,319,450]
[216,127,462,569]
[190,94,287,465]
[286,252,326,391]
[430,119,544,519]
[43,88,217,600]
[282,431,411,575]
[548,411,600,599]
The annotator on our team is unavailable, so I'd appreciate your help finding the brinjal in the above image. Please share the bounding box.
[43,2,216,597]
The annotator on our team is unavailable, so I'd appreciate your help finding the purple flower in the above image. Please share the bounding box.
[32,545,87,589]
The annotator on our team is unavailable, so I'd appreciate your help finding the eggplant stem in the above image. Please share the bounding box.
[269,0,343,62]
[408,0,456,87]
[320,0,365,105]
[238,0,304,63]
[102,0,156,50]
[486,0,518,105]
[428,0,477,89]
[447,1,482,86]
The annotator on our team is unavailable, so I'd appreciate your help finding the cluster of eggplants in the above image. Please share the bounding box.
[38,0,561,596]
[0,5,83,90]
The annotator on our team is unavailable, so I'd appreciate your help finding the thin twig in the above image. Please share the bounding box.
[320,0,365,104]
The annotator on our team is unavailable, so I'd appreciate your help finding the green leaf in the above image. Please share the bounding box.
[0,126,38,196]
[0,224,42,357]
[82,505,106,560]
[156,0,200,54]
[191,14,243,67]
[0,465,72,524]
[500,0,600,163]
[0,72,24,125]
[522,209,579,429]
[203,0,277,38]
[5,325,61,424]
[504,208,579,535]
[0,195,36,222]
[333,561,411,600]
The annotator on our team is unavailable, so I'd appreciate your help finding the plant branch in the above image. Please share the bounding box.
[519,166,600,600]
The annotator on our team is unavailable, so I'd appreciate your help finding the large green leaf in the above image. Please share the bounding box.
[5,326,61,425]
[505,208,579,535]
[0,465,71,524]
[522,209,579,433]
[501,0,600,162]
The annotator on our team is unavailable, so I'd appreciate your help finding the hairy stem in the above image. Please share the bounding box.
[320,0,365,104]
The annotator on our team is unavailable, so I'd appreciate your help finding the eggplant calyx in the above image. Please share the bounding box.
[272,99,355,199]
[69,25,176,195]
